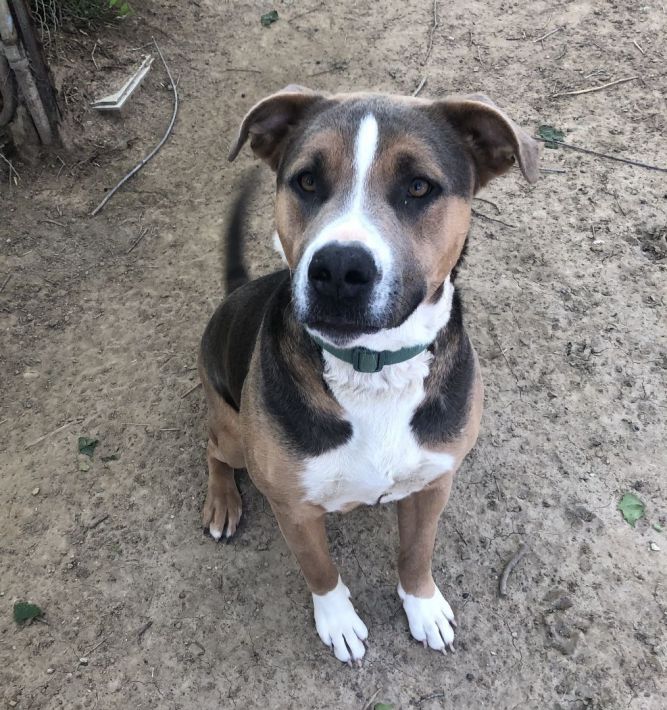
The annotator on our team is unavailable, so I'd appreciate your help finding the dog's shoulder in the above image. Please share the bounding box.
[254,281,353,457]
[201,269,290,408]
[411,291,480,447]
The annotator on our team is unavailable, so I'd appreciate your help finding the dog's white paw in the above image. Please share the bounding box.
[312,577,368,664]
[398,582,456,653]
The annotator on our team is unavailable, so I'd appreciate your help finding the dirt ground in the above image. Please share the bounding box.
[1,0,666,708]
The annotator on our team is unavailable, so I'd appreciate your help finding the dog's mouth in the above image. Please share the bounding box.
[305,317,382,343]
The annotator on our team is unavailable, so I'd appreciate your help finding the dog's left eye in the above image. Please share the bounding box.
[297,172,317,193]
[408,178,432,198]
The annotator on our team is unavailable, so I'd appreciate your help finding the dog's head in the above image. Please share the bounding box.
[229,87,539,345]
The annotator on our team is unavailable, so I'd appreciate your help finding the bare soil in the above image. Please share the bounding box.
[1,1,666,708]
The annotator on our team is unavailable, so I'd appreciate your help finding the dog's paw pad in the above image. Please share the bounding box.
[313,577,368,664]
[397,582,455,653]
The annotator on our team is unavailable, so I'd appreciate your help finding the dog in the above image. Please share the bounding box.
[199,86,539,664]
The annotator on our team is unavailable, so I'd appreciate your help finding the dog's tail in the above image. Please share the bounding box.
[222,171,256,295]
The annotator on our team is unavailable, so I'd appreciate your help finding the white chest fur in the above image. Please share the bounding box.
[301,351,455,512]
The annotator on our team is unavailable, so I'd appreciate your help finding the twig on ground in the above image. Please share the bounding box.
[473,197,501,214]
[554,45,568,61]
[418,692,447,706]
[308,60,348,78]
[361,688,380,710]
[91,41,99,70]
[633,39,645,55]
[288,6,323,24]
[91,39,179,217]
[472,209,517,229]
[137,620,153,640]
[551,75,638,98]
[422,0,439,66]
[499,543,528,597]
[540,167,568,174]
[0,273,11,293]
[87,514,109,530]
[533,26,563,43]
[41,219,66,227]
[26,421,71,448]
[181,382,202,398]
[534,136,667,173]
[413,76,427,96]
[85,637,107,656]
[611,191,627,216]
[126,226,149,254]
[220,67,261,74]
[0,153,20,182]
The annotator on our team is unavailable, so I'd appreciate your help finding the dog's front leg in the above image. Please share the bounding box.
[270,502,368,665]
[396,475,456,653]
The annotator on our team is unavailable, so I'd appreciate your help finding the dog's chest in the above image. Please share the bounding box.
[301,355,455,512]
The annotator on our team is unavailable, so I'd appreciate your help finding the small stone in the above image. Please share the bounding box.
[79,460,90,472]
[553,595,573,611]
[79,657,88,666]
[9,702,17,708]
[650,542,660,552]
[32,487,40,496]
[466,673,474,681]
[47,668,55,674]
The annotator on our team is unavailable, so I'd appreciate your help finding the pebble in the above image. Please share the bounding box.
[32,487,40,496]
[650,542,660,552]
[79,657,88,666]
[47,668,55,674]
[552,595,574,611]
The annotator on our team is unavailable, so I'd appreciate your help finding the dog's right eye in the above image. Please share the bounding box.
[297,172,316,193]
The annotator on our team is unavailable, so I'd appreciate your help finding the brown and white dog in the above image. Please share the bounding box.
[199,87,539,664]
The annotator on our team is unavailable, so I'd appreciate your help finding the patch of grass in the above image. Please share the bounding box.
[30,0,132,32]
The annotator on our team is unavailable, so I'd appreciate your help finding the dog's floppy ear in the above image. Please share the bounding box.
[434,94,540,189]
[228,85,325,170]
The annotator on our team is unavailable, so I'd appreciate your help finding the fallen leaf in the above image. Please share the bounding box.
[260,9,279,26]
[653,522,663,533]
[618,492,645,527]
[78,437,99,458]
[537,124,565,149]
[374,705,394,710]
[13,602,43,623]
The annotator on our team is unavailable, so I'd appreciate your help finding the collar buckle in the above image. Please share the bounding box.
[351,347,385,373]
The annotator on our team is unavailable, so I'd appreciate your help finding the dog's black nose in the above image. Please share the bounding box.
[308,243,378,300]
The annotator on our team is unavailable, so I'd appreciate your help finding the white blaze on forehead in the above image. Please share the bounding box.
[294,111,393,323]
[351,114,379,210]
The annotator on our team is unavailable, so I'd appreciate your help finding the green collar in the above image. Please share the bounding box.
[311,334,430,373]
